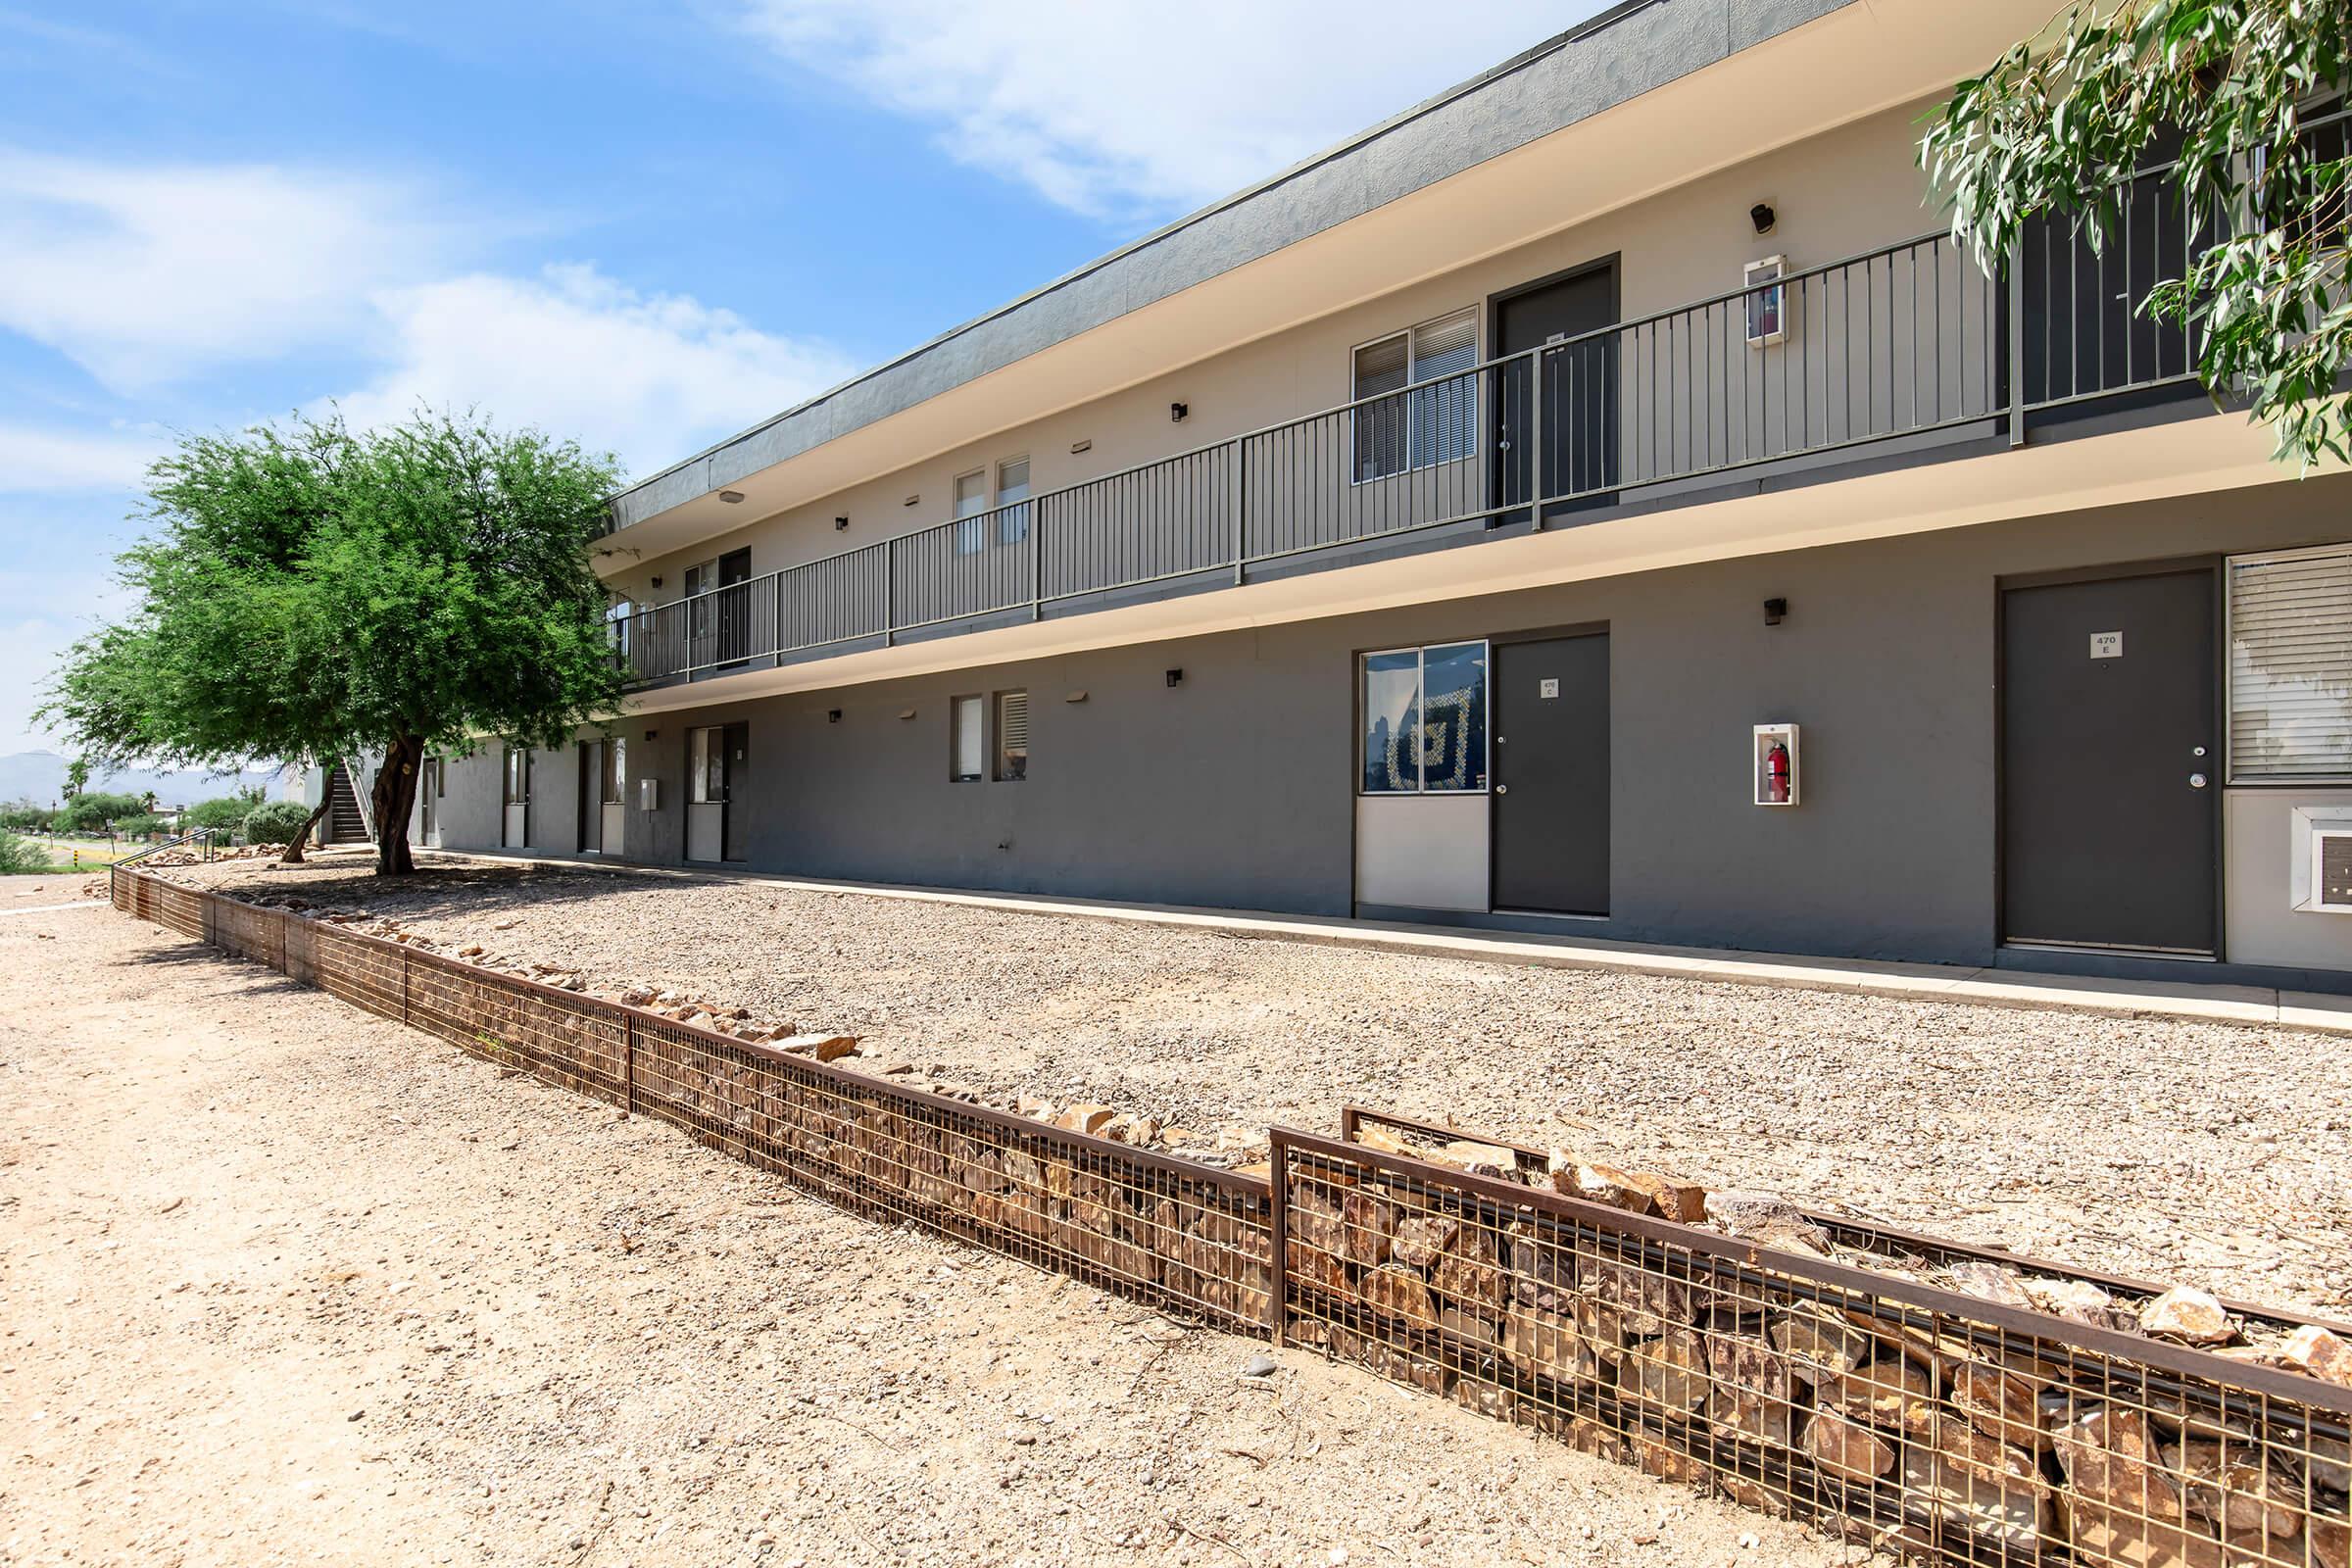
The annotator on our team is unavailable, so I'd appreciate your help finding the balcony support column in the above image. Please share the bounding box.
[2006,237,2027,449]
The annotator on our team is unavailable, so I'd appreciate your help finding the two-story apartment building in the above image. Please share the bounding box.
[408,0,2352,992]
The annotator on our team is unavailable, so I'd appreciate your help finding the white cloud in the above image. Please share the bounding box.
[328,263,858,480]
[0,149,463,392]
[735,0,1585,219]
[0,422,159,491]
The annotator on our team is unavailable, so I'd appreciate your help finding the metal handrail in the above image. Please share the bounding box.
[113,826,220,867]
[614,148,2271,689]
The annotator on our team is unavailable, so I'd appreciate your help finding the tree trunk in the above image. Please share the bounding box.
[369,734,424,876]
[277,793,333,865]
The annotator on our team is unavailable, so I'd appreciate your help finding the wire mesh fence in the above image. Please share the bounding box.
[108,864,1272,1335]
[111,867,2352,1568]
[1275,1120,2352,1568]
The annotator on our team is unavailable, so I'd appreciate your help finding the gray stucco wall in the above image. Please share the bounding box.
[435,479,2352,979]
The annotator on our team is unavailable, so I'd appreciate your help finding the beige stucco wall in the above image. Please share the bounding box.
[604,94,1960,613]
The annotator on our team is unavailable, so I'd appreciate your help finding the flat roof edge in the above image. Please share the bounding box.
[610,0,1860,532]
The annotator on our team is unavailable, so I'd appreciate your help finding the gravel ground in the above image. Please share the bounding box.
[162,854,2352,1318]
[2,895,1870,1568]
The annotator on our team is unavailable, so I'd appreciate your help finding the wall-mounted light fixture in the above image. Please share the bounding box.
[835,515,850,532]
[644,729,659,741]
[1168,402,1189,423]
[718,490,746,504]
[1763,597,1788,626]
[897,708,916,720]
[903,494,919,508]
[650,575,663,589]
[1064,690,1088,704]
[1749,202,1777,236]
[1164,668,1184,688]
[1069,438,1093,455]
[827,709,843,724]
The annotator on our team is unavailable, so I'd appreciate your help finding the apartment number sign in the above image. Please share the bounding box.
[2090,630,2124,660]
[1539,678,1560,699]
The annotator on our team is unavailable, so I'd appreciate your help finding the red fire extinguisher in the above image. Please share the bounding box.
[1764,740,1791,805]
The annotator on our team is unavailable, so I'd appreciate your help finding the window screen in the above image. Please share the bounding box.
[2230,545,2352,781]
[954,470,989,556]
[952,695,985,781]
[998,458,1031,545]
[1351,310,1478,481]
[997,690,1029,780]
[1410,310,1478,466]
[1352,333,1411,482]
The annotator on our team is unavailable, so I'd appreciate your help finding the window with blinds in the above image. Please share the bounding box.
[996,689,1029,781]
[2229,544,2352,781]
[1351,308,1478,481]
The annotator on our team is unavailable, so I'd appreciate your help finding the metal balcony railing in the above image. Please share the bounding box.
[614,158,2246,689]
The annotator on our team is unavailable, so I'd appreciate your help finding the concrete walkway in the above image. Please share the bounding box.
[391,847,2352,1038]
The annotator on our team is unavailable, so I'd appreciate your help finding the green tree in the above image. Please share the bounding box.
[242,800,317,845]
[183,794,257,834]
[0,829,46,875]
[0,800,46,832]
[42,410,624,875]
[1922,2,2352,466]
[52,790,149,836]
[62,758,89,799]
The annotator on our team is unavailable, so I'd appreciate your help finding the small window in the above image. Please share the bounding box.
[997,457,1031,546]
[689,726,727,804]
[996,690,1029,781]
[953,469,990,556]
[601,737,625,805]
[952,694,985,781]
[1352,309,1479,482]
[503,747,531,805]
[682,561,716,640]
[606,597,634,662]
[1359,641,1488,794]
[2230,544,2352,782]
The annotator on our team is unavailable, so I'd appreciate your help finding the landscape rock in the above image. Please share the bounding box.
[2281,1324,2352,1387]
[2141,1287,2236,1347]
[1900,1422,2052,1549]
[1818,1356,1936,1434]
[1800,1409,1893,1482]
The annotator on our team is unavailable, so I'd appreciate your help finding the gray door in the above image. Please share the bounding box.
[2001,569,2218,954]
[720,720,749,861]
[579,741,603,853]
[1492,634,1609,914]
[1494,266,1617,520]
[715,548,753,669]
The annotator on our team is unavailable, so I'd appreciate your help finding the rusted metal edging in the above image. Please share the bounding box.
[121,868,1271,1200]
[1337,1102,2352,1343]
[1282,1121,2352,1419]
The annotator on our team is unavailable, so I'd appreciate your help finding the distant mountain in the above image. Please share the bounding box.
[0,751,287,809]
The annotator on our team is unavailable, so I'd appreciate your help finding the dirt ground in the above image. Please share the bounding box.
[2,896,1876,1568]
[159,854,2352,1319]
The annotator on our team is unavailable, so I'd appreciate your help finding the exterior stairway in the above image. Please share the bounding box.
[321,763,372,847]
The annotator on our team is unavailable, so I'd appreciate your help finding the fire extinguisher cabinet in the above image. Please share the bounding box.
[1752,723,1799,807]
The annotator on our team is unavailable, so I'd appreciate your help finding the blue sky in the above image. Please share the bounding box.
[0,0,1600,754]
